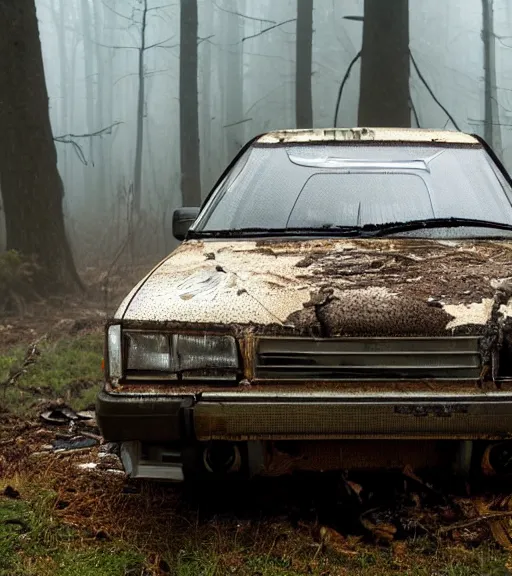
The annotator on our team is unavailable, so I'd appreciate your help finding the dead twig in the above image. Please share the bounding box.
[437,510,512,534]
[0,336,45,398]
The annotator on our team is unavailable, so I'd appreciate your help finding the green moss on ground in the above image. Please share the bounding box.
[0,333,103,414]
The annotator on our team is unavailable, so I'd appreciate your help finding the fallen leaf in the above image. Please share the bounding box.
[474,498,512,550]
[361,516,397,543]
[320,526,358,556]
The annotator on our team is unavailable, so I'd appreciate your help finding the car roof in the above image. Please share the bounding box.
[256,128,479,145]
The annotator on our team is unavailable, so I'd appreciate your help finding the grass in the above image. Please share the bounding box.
[1,466,511,576]
[0,332,103,414]
[0,490,144,576]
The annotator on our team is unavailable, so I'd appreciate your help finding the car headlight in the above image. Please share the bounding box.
[107,324,122,379]
[125,332,239,374]
[126,333,171,371]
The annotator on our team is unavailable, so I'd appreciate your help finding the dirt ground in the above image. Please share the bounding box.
[2,264,512,575]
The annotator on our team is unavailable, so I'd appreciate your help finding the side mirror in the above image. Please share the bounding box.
[173,207,200,241]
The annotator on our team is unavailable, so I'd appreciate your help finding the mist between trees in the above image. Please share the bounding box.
[0,0,511,292]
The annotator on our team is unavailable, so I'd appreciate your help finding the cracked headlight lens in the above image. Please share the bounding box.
[125,332,238,374]
[174,335,238,372]
[126,333,171,372]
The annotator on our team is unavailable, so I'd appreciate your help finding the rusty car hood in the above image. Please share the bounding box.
[115,238,512,337]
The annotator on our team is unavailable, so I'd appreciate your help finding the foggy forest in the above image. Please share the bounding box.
[1,0,511,289]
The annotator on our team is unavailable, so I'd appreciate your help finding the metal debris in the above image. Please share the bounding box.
[52,436,98,451]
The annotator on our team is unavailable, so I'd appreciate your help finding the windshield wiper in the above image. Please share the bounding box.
[188,226,366,239]
[188,218,512,239]
[364,217,512,236]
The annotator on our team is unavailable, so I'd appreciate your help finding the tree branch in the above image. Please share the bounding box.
[437,510,512,534]
[145,35,176,50]
[242,18,296,42]
[333,51,361,127]
[224,118,253,128]
[54,121,123,140]
[94,41,140,49]
[147,3,176,11]
[410,96,421,128]
[212,0,276,24]
[198,34,215,46]
[101,0,135,22]
[53,139,88,165]
[410,51,461,131]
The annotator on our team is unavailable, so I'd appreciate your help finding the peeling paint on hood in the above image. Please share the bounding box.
[443,299,495,330]
[116,238,512,337]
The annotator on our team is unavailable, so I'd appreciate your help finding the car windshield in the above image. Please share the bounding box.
[192,143,512,238]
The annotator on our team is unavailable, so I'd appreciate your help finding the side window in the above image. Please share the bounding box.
[194,149,252,229]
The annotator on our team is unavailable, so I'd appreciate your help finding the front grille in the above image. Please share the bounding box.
[255,337,482,380]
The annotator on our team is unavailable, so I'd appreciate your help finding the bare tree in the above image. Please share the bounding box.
[133,0,148,215]
[482,0,502,155]
[222,0,246,161]
[80,0,97,197]
[296,0,313,128]
[0,0,81,291]
[50,0,69,177]
[92,0,108,207]
[101,0,175,216]
[180,0,201,206]
[199,0,214,191]
[358,0,410,127]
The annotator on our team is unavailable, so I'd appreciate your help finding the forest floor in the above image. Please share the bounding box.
[2,265,512,575]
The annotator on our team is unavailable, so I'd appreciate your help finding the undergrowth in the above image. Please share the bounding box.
[0,333,103,414]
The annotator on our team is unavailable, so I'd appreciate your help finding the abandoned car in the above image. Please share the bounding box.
[97,127,512,481]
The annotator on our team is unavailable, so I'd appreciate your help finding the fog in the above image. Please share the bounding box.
[10,0,512,265]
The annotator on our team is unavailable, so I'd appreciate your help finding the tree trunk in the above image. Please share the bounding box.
[482,0,502,156]
[92,0,107,211]
[51,0,68,169]
[223,0,245,162]
[133,0,147,215]
[199,0,213,192]
[80,0,96,202]
[358,0,410,127]
[103,0,116,209]
[180,0,201,206]
[50,0,70,226]
[0,0,81,291]
[296,0,313,128]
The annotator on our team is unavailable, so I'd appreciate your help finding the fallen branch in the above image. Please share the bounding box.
[437,510,512,534]
[0,336,45,398]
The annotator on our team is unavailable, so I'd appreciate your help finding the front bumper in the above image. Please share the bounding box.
[96,390,193,442]
[194,390,512,441]
[97,388,512,442]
